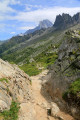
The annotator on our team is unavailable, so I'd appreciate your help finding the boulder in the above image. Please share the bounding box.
[51,102,60,117]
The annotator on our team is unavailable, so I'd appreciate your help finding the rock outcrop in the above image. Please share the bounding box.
[47,30,80,119]
[54,13,73,29]
[0,59,36,120]
[54,12,80,29]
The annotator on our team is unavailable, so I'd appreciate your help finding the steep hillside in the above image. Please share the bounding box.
[46,30,80,120]
[0,29,65,76]
[0,29,64,64]
[0,12,80,76]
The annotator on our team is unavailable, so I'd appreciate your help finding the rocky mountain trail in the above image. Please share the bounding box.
[0,58,75,120]
[30,70,74,120]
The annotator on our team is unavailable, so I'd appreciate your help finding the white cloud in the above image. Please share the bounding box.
[25,4,42,11]
[0,0,21,21]
[0,0,19,14]
[0,0,80,24]
[10,32,16,34]
[13,6,80,23]
[19,26,35,30]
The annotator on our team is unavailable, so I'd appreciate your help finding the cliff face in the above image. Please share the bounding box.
[54,13,73,29]
[47,30,80,119]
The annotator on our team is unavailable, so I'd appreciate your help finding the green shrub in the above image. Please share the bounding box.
[62,78,80,101]
[19,50,58,76]
[19,63,41,76]
[0,78,8,83]
[35,52,58,67]
[72,49,77,55]
[9,62,15,64]
[78,31,80,35]
[62,91,69,100]
[69,78,80,95]
[0,100,20,120]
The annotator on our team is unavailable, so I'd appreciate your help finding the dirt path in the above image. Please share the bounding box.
[30,70,54,120]
[30,70,74,120]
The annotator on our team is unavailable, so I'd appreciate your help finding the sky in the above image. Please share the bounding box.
[0,0,80,40]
